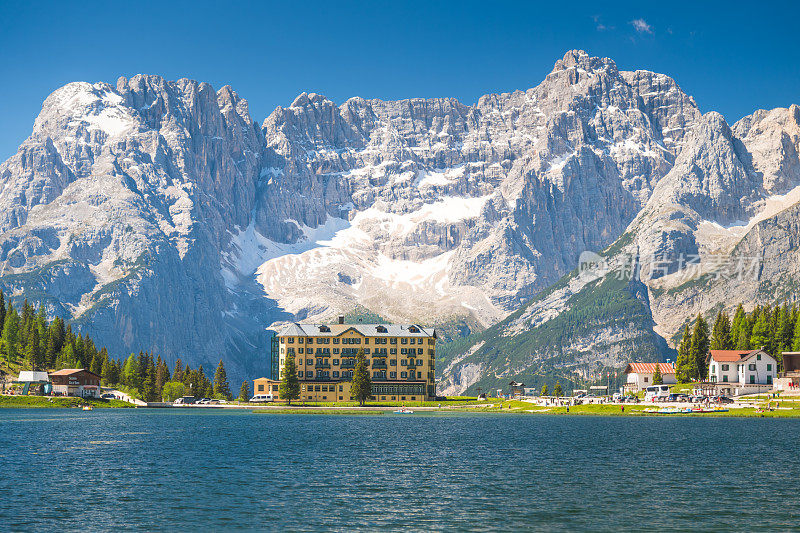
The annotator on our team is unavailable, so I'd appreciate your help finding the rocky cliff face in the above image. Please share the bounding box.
[439,104,800,394]
[0,51,796,389]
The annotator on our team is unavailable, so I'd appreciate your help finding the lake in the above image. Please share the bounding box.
[1,409,798,531]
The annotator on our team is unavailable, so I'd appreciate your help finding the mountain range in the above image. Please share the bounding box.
[1,50,797,389]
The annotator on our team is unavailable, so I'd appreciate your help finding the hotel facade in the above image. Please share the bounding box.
[275,321,437,402]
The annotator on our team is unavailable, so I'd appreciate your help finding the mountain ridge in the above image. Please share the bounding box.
[0,50,797,389]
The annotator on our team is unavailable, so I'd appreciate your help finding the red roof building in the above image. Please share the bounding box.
[624,362,676,391]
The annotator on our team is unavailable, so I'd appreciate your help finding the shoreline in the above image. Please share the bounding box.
[3,396,800,418]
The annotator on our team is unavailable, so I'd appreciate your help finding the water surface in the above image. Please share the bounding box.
[1,409,798,531]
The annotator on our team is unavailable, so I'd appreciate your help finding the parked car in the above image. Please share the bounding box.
[714,395,734,404]
[100,393,117,400]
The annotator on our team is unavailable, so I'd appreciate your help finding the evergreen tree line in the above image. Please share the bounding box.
[676,302,800,383]
[0,291,233,402]
[0,292,107,373]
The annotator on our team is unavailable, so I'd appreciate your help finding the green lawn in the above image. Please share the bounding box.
[0,395,133,408]
[258,397,502,408]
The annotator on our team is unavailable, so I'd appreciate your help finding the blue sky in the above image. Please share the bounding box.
[1,0,798,160]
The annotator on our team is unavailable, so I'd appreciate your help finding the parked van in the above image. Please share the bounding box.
[249,394,274,403]
[174,396,197,405]
[644,385,671,402]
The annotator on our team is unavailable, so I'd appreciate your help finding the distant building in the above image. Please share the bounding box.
[508,381,525,399]
[275,321,437,402]
[49,369,102,398]
[252,377,281,400]
[775,352,800,392]
[707,349,776,395]
[624,363,676,392]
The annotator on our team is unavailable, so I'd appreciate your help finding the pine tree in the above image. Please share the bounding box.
[122,354,140,390]
[731,304,746,348]
[173,358,184,383]
[101,355,112,386]
[213,359,232,400]
[0,290,5,333]
[750,311,770,351]
[238,381,250,402]
[90,353,102,376]
[710,311,732,350]
[676,325,696,383]
[24,327,41,370]
[155,356,169,397]
[540,384,549,396]
[553,381,563,397]
[794,312,800,351]
[350,347,372,406]
[1,304,20,364]
[689,314,710,381]
[652,363,663,385]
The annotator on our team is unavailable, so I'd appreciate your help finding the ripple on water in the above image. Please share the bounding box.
[2,410,800,531]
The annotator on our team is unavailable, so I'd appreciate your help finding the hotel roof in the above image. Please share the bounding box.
[624,363,676,375]
[709,350,762,363]
[277,323,436,338]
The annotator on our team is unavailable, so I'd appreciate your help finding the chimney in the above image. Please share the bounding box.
[338,315,344,324]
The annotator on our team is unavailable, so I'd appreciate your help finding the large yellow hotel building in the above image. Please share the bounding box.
[275,321,437,402]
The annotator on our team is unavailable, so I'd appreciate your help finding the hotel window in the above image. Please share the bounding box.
[333,371,339,378]
[333,359,339,365]
[417,372,422,379]
[298,372,304,378]
[280,338,285,344]
[417,359,422,366]
[339,385,344,391]
[428,339,434,345]
[298,338,303,344]
[365,349,370,354]
[749,364,756,371]
[390,348,397,355]
[723,375,728,382]
[390,372,396,379]
[417,348,423,355]
[722,364,729,371]
[390,359,397,366]
[306,371,313,378]
[401,372,408,378]
[333,348,339,354]
[364,339,369,345]
[401,338,408,344]
[767,364,772,371]
[757,354,761,360]
[333,338,339,344]
[258,384,264,392]
[288,338,294,344]
[307,359,313,365]
[390,338,397,344]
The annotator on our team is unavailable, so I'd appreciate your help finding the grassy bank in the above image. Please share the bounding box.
[0,395,133,409]
[252,398,502,408]
[253,408,385,415]
[490,401,800,418]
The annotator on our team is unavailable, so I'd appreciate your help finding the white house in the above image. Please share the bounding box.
[708,349,777,395]
[624,363,676,392]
